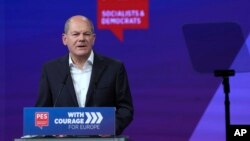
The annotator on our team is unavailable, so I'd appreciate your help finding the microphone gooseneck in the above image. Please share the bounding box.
[53,74,69,107]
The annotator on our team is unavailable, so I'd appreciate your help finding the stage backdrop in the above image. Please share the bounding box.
[3,0,250,141]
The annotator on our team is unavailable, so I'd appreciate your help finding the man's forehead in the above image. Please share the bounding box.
[69,30,92,33]
[69,20,90,26]
[69,17,90,25]
[68,22,91,31]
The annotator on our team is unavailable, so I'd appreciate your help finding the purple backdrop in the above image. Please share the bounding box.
[2,0,250,141]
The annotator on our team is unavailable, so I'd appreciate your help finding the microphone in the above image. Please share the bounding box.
[53,73,69,107]
[92,81,98,107]
[90,74,100,107]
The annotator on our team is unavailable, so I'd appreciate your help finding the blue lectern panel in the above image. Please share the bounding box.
[23,107,115,136]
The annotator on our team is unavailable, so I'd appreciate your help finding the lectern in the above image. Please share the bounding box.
[15,136,128,141]
[14,107,129,141]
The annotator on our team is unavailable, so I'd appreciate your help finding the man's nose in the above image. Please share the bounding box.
[78,34,86,41]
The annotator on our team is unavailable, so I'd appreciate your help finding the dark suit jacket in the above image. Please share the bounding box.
[35,53,134,135]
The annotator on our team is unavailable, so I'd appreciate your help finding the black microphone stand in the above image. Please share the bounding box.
[214,70,235,141]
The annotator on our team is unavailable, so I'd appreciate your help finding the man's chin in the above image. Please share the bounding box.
[75,52,91,58]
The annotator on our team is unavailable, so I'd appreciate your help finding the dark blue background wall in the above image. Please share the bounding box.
[2,0,250,141]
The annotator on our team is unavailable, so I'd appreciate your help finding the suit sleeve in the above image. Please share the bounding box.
[35,65,53,107]
[115,63,134,135]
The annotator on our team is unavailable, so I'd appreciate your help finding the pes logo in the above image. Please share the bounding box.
[35,112,49,129]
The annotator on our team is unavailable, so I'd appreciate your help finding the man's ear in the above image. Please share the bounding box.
[62,33,67,45]
[92,34,96,46]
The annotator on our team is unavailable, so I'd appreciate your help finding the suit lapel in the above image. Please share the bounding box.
[58,55,79,106]
[85,53,107,106]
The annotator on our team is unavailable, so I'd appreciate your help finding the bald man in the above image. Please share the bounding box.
[35,15,134,135]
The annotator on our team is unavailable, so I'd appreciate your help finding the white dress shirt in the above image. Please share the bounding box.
[69,51,94,107]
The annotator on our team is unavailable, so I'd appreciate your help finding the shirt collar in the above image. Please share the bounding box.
[69,50,94,67]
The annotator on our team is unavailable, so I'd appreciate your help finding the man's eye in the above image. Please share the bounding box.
[84,33,92,36]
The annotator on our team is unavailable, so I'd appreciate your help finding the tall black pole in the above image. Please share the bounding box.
[223,77,230,141]
[214,70,235,141]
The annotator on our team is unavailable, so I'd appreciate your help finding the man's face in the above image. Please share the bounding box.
[62,18,96,59]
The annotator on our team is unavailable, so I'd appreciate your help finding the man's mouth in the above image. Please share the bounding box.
[77,45,86,48]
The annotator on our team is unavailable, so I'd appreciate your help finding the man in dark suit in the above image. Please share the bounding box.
[35,15,133,135]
